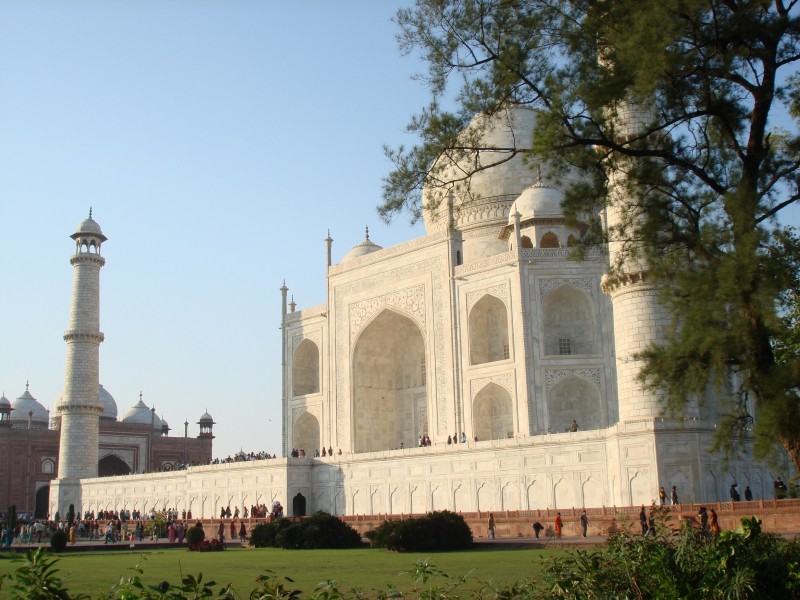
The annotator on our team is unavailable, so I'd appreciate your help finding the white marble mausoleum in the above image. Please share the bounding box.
[52,106,787,519]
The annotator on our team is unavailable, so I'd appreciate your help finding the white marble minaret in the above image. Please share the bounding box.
[51,210,107,516]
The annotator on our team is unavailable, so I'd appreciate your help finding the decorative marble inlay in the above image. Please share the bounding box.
[520,246,605,261]
[454,251,515,276]
[470,373,514,400]
[350,285,425,339]
[466,283,510,312]
[545,368,601,390]
[291,331,321,353]
[539,277,595,300]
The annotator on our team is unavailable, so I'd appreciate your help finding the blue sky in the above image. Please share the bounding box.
[0,0,426,458]
[2,2,798,460]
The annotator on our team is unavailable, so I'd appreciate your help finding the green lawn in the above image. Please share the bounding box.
[0,546,564,598]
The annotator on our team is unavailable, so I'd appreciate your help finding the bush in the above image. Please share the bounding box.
[251,512,364,549]
[185,524,205,547]
[250,518,294,548]
[368,510,472,552]
[49,529,67,552]
[541,515,800,599]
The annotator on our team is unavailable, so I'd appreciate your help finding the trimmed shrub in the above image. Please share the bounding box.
[368,510,472,552]
[250,518,293,548]
[277,511,363,549]
[185,523,205,547]
[49,529,67,552]
[251,512,363,549]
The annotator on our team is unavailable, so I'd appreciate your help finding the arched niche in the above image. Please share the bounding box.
[521,235,533,248]
[293,339,320,396]
[98,454,131,476]
[542,285,596,356]
[469,295,509,365]
[547,376,602,432]
[540,232,560,248]
[352,309,427,452]
[473,382,513,441]
[293,411,320,455]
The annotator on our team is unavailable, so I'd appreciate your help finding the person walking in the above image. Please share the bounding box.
[671,485,679,505]
[487,513,496,539]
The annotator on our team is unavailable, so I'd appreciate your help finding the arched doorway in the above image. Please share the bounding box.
[293,411,320,454]
[35,485,50,519]
[472,383,513,441]
[98,454,131,476]
[292,492,307,517]
[353,309,427,452]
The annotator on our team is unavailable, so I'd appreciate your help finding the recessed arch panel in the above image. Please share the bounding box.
[293,339,320,396]
[469,295,509,365]
[542,285,596,356]
[352,309,427,452]
[473,382,513,441]
[293,411,320,455]
[547,376,601,432]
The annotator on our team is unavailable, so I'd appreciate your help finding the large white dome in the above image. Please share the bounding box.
[423,105,539,232]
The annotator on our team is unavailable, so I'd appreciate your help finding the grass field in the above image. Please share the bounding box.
[0,546,563,597]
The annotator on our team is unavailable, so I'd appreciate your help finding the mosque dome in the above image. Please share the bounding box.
[10,384,49,425]
[0,393,10,409]
[422,105,539,232]
[98,384,118,421]
[508,183,565,223]
[198,410,215,424]
[341,227,383,263]
[122,396,162,430]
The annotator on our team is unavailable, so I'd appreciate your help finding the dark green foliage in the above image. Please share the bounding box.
[249,518,294,548]
[49,529,67,553]
[4,548,86,599]
[250,512,363,549]
[542,516,800,599]
[367,510,473,552]
[184,523,205,546]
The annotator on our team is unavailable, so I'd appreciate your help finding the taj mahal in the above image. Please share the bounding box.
[48,105,787,520]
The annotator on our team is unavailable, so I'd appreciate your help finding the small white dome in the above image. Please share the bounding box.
[509,184,565,223]
[198,411,215,424]
[341,227,383,262]
[11,385,49,425]
[0,393,11,409]
[98,384,118,421]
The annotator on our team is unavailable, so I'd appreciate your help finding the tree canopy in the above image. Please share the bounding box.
[382,0,800,470]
